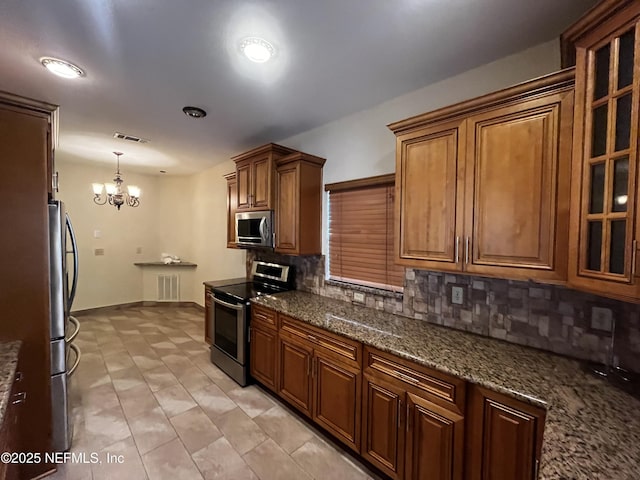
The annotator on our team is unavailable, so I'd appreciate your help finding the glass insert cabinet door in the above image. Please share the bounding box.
[577,19,639,284]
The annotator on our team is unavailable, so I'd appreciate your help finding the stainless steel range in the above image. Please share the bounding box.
[208,261,294,386]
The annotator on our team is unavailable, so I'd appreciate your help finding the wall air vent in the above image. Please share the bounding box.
[113,132,148,143]
[157,274,180,301]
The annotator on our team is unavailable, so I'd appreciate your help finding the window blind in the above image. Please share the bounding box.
[327,176,404,291]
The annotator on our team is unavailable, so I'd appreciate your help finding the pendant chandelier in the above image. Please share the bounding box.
[92,152,141,210]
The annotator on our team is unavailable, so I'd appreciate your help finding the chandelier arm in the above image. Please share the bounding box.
[93,195,107,206]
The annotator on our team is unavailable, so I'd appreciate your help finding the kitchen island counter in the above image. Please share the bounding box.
[252,290,640,480]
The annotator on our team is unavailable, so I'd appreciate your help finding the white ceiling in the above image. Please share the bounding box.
[0,0,596,175]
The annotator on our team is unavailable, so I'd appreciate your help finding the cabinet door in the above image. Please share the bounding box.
[405,393,463,480]
[313,353,361,452]
[252,155,272,209]
[204,290,212,344]
[250,326,277,391]
[361,375,405,479]
[569,11,640,301]
[278,336,313,417]
[395,119,465,271]
[466,386,544,480]
[464,91,573,282]
[225,173,238,247]
[236,160,252,211]
[275,163,299,253]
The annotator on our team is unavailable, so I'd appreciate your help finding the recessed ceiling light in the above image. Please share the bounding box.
[240,37,275,63]
[182,106,207,118]
[40,57,85,79]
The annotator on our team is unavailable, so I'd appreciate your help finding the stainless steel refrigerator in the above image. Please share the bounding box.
[48,200,80,452]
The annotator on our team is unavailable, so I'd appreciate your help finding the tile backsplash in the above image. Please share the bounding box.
[247,251,640,373]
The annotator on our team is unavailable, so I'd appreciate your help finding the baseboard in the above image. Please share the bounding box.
[71,301,202,315]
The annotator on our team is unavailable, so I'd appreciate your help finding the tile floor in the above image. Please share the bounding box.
[49,306,380,480]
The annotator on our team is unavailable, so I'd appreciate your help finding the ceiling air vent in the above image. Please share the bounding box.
[113,132,148,144]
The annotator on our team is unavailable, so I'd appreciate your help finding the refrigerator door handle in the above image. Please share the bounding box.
[66,213,79,311]
[66,316,80,344]
[67,343,81,377]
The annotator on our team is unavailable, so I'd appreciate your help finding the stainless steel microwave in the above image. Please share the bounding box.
[235,210,273,247]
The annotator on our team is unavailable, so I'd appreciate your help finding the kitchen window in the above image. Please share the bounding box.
[326,174,404,292]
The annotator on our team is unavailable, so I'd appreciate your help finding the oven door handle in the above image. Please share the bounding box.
[211,295,245,311]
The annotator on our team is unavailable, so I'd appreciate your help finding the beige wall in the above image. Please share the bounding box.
[277,40,562,254]
[57,39,562,309]
[55,159,161,310]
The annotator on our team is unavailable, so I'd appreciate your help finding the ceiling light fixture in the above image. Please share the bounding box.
[182,106,207,118]
[40,57,85,79]
[92,152,141,210]
[240,37,275,63]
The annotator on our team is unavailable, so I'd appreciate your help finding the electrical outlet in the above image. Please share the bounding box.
[93,230,101,239]
[353,292,365,303]
[591,306,613,332]
[451,286,464,305]
[94,248,105,256]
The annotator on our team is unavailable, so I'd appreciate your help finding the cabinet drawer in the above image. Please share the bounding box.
[364,346,465,413]
[252,305,278,330]
[280,315,361,367]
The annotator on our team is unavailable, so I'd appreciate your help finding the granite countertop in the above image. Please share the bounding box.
[203,277,248,289]
[252,291,640,480]
[0,341,21,426]
[134,261,197,267]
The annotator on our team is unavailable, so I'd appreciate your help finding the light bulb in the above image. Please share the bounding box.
[92,183,104,195]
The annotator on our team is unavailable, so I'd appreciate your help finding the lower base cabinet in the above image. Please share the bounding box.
[0,358,24,480]
[313,352,361,452]
[361,375,406,479]
[466,386,545,480]
[250,306,546,480]
[278,335,313,417]
[405,393,464,480]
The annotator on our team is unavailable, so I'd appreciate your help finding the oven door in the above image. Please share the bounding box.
[211,294,246,364]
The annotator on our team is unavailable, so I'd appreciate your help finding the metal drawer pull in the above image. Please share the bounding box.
[12,392,26,405]
[15,372,23,382]
[307,334,318,342]
[394,370,420,385]
[455,236,460,263]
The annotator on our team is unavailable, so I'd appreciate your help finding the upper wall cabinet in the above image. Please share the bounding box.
[224,172,238,248]
[275,152,326,255]
[233,143,297,212]
[389,70,575,284]
[563,1,640,302]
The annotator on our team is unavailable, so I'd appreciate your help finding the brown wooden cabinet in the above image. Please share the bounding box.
[278,334,314,417]
[563,1,640,302]
[362,374,406,479]
[275,152,325,255]
[224,172,238,248]
[362,346,465,480]
[466,386,545,480]
[390,70,574,284]
[204,288,212,344]
[0,91,57,479]
[232,143,296,212]
[249,305,279,391]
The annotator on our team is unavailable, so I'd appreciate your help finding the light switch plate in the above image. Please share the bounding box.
[94,230,101,239]
[591,306,613,332]
[451,286,464,305]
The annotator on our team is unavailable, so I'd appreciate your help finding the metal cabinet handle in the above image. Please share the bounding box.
[534,459,540,479]
[15,372,23,382]
[406,403,411,432]
[12,392,26,405]
[397,399,403,429]
[307,334,318,343]
[455,236,460,263]
[53,171,59,193]
[465,237,470,264]
[632,240,637,277]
